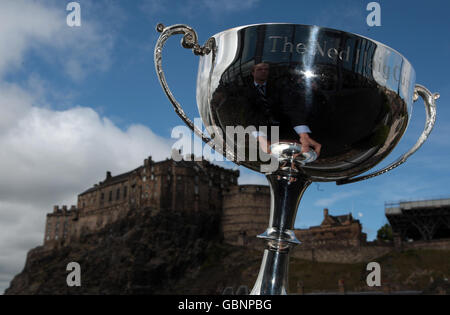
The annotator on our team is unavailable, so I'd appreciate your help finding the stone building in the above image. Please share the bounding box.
[44,205,78,246]
[44,156,239,248]
[43,156,369,252]
[295,208,367,248]
[222,185,270,246]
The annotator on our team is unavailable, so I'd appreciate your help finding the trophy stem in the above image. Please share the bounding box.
[250,174,311,295]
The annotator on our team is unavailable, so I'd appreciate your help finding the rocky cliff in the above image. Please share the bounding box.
[5,206,261,295]
[5,206,450,295]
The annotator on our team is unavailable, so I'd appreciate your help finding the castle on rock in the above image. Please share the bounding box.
[43,156,366,251]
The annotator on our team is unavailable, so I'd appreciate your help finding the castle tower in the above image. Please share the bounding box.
[44,205,78,248]
[222,185,270,246]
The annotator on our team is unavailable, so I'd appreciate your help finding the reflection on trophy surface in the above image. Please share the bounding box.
[154,23,439,295]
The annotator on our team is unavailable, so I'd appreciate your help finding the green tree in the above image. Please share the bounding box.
[377,223,393,241]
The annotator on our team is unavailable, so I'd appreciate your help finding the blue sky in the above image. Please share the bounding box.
[0,0,449,293]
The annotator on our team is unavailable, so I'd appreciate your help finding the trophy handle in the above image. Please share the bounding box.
[154,23,234,160]
[337,84,439,185]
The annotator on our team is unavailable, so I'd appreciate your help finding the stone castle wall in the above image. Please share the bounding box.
[400,238,450,251]
[291,244,394,264]
[289,239,450,264]
[73,204,130,240]
[222,185,270,246]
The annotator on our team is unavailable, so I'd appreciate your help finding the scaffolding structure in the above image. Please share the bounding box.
[385,198,450,241]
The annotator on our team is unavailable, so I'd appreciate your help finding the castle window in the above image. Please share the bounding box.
[195,176,199,184]
[143,176,147,182]
[194,185,199,195]
[116,188,120,200]
[123,186,127,198]
[108,191,112,202]
[101,192,104,200]
[151,174,155,180]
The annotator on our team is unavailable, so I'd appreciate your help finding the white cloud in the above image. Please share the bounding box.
[0,102,172,202]
[0,83,33,134]
[0,0,116,81]
[0,1,59,77]
[314,190,362,208]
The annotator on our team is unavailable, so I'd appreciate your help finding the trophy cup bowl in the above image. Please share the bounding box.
[154,23,439,295]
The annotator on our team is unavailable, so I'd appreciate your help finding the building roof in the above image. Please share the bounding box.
[79,168,138,196]
[176,158,239,176]
[78,157,239,197]
[386,198,450,215]
[331,214,353,224]
[321,213,355,227]
[385,198,450,241]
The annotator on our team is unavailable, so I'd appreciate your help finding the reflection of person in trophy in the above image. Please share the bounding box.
[251,62,321,157]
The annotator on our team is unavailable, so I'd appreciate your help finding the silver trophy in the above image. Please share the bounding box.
[154,23,439,295]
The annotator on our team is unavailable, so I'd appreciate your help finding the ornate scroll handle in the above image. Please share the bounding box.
[154,23,229,159]
[337,84,439,185]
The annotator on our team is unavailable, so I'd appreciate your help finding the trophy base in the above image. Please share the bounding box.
[250,248,291,295]
[250,173,310,295]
